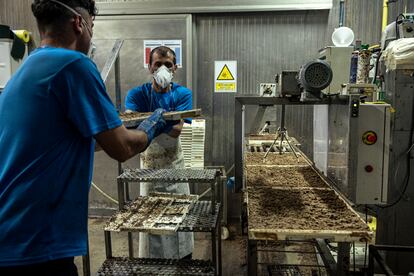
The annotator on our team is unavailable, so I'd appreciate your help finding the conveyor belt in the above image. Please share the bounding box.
[97,257,215,276]
[118,168,218,183]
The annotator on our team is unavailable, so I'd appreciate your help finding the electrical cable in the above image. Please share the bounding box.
[91,182,119,205]
[377,102,414,208]
[396,13,406,39]
[372,51,383,84]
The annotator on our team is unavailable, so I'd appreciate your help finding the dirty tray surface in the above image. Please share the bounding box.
[245,152,309,166]
[120,109,202,128]
[97,257,215,276]
[247,187,371,242]
[105,194,220,233]
[105,194,195,234]
[245,166,329,188]
[118,168,218,182]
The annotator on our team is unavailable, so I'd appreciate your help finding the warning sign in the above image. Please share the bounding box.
[214,61,237,93]
[217,64,235,80]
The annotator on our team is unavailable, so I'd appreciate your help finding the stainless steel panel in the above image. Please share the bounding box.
[355,104,390,204]
[90,14,192,210]
[327,103,351,196]
[96,0,332,15]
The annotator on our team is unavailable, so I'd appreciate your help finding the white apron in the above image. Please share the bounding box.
[138,133,194,259]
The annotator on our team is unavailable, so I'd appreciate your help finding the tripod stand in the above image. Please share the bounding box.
[263,104,298,159]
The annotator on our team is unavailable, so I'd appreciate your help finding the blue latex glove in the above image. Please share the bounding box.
[137,108,166,146]
[163,120,181,134]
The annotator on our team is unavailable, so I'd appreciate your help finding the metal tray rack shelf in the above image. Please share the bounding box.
[99,168,223,276]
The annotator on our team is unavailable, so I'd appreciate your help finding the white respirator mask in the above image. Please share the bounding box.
[153,65,173,89]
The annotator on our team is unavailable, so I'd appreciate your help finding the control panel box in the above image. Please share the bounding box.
[355,103,390,204]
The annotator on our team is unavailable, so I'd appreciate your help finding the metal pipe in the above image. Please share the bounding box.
[339,0,345,27]
[382,0,389,32]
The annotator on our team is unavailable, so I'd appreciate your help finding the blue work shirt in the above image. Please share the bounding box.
[0,47,121,266]
[125,82,192,123]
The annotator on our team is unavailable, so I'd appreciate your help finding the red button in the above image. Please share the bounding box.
[367,134,377,143]
[362,131,378,145]
[365,165,374,172]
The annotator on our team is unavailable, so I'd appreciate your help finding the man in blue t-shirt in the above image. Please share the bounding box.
[0,1,167,274]
[125,46,194,259]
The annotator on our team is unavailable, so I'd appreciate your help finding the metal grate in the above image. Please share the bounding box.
[118,168,218,182]
[97,257,215,276]
[268,265,303,276]
[105,200,220,233]
[179,202,221,232]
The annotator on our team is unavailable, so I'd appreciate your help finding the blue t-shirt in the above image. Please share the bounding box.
[125,82,192,123]
[0,47,121,266]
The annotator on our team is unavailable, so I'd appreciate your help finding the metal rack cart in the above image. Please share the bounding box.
[97,168,223,276]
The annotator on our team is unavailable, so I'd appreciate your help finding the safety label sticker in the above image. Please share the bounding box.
[214,61,237,93]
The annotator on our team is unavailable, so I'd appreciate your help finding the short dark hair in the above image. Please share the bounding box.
[149,46,176,66]
[32,0,97,29]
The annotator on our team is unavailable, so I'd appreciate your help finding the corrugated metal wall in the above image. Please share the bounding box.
[195,9,331,172]
[195,0,384,175]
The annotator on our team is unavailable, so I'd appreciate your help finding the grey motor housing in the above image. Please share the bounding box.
[298,60,333,96]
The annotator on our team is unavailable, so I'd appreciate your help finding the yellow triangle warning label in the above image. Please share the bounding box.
[217,64,235,80]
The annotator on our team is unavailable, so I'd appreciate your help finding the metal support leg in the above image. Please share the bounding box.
[234,99,244,193]
[128,232,134,258]
[217,209,222,276]
[211,176,216,215]
[117,179,125,210]
[315,239,336,275]
[104,231,113,258]
[212,230,217,276]
[368,245,375,276]
[285,132,299,158]
[82,241,91,276]
[263,132,281,158]
[247,239,258,276]
[337,242,351,276]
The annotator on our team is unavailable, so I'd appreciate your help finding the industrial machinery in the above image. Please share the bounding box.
[0,25,28,92]
[381,14,414,50]
[235,50,392,274]
[324,102,391,205]
[318,46,354,94]
[276,59,333,101]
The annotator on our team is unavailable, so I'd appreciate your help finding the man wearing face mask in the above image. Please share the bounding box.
[0,0,168,274]
[125,46,193,259]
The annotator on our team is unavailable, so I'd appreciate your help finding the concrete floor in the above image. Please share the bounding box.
[74,218,247,276]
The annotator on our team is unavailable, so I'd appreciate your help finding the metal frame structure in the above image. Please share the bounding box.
[368,245,414,276]
[234,95,363,276]
[99,168,224,276]
[96,0,333,15]
[234,95,351,193]
[81,39,124,276]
